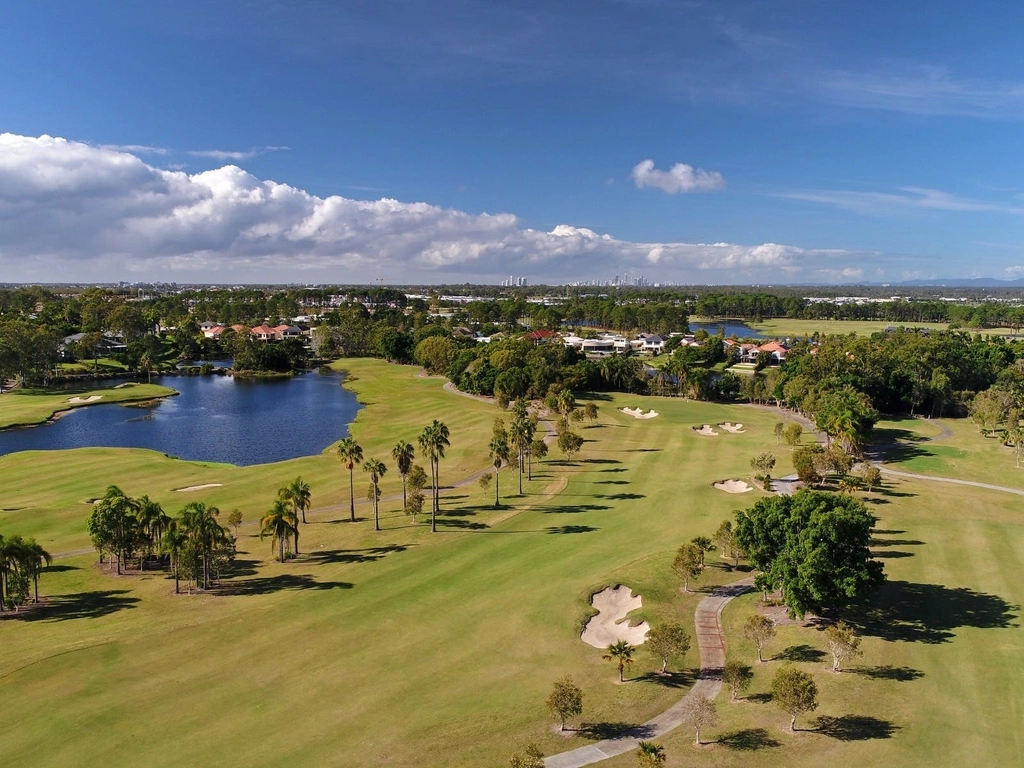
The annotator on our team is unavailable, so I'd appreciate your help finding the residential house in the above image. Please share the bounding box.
[249,325,277,342]
[524,329,560,344]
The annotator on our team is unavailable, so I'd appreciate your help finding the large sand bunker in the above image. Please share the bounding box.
[718,422,746,433]
[581,585,651,648]
[67,395,103,404]
[621,407,659,420]
[692,425,718,436]
[714,479,754,494]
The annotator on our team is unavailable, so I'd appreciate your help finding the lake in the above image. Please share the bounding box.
[0,370,362,466]
[688,321,765,339]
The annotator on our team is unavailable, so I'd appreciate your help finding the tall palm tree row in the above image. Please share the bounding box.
[391,440,415,508]
[0,533,52,612]
[363,459,388,531]
[489,427,511,508]
[418,420,451,533]
[336,437,364,523]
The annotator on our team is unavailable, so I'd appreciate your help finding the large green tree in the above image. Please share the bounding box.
[734,490,885,618]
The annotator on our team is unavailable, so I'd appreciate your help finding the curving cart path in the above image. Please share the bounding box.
[544,577,755,768]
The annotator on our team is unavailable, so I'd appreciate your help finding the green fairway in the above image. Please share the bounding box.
[746,318,1019,338]
[0,382,176,430]
[0,361,1021,767]
[874,416,1024,491]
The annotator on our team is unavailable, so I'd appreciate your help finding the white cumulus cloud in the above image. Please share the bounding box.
[0,134,864,283]
[629,159,726,194]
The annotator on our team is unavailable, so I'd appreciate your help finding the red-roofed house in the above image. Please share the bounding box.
[758,341,790,362]
[250,325,277,341]
[525,329,560,344]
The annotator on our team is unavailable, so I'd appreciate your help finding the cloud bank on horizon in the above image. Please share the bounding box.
[0,133,873,284]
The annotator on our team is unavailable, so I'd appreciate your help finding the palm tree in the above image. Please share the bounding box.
[22,539,52,603]
[279,476,312,524]
[391,440,415,508]
[180,502,228,589]
[336,437,363,523]
[260,499,298,563]
[636,741,666,768]
[137,495,169,571]
[363,459,388,531]
[603,639,636,683]
[489,433,511,508]
[163,523,186,594]
[418,420,451,532]
[508,416,532,494]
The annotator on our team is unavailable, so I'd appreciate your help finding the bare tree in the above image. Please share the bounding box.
[742,614,776,663]
[680,692,717,745]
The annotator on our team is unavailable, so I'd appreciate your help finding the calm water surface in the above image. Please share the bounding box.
[688,321,766,339]
[0,370,361,466]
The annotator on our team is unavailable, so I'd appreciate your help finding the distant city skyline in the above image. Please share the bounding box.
[4,2,1024,284]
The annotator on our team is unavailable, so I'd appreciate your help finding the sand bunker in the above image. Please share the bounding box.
[67,395,103,404]
[714,479,754,494]
[581,585,651,648]
[718,422,746,433]
[692,425,719,436]
[621,407,659,420]
[173,483,224,492]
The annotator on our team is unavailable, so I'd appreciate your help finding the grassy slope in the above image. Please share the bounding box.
[0,383,177,430]
[0,364,1021,766]
[875,416,1024,491]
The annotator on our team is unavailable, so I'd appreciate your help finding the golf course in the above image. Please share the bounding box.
[0,358,1020,767]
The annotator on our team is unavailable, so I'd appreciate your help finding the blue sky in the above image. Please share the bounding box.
[2,0,1024,284]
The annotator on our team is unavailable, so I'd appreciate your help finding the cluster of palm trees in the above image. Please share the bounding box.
[86,486,234,594]
[335,420,451,533]
[0,533,51,612]
[489,398,548,507]
[259,477,311,562]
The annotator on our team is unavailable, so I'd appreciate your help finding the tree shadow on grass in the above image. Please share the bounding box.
[773,644,827,663]
[594,492,646,501]
[3,590,139,622]
[546,525,598,534]
[577,722,656,741]
[851,665,924,682]
[814,715,899,740]
[304,545,408,565]
[599,467,628,473]
[746,692,772,704]
[439,519,489,530]
[872,550,914,559]
[843,580,1018,643]
[870,538,924,547]
[584,458,622,465]
[43,564,79,573]
[595,479,630,485]
[717,728,782,751]
[633,669,694,688]
[541,504,612,514]
[217,575,354,596]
